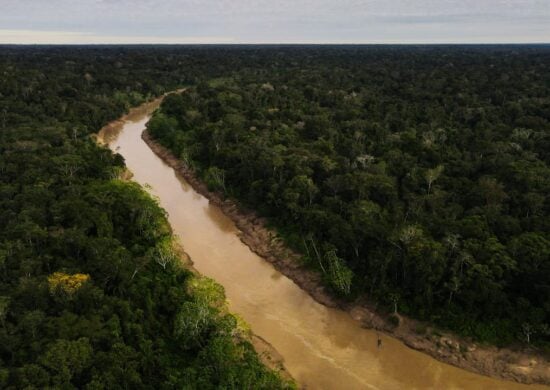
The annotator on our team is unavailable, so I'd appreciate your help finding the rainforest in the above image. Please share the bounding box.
[0,46,293,389]
[147,45,550,347]
[1,44,549,389]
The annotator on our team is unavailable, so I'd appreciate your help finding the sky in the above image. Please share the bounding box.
[0,0,549,44]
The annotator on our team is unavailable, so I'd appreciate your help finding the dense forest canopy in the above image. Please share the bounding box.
[1,44,549,387]
[146,45,550,348]
[0,46,292,389]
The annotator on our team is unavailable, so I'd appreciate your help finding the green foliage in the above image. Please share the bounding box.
[204,166,227,192]
[0,46,291,388]
[149,45,550,347]
[324,248,353,295]
[40,338,93,384]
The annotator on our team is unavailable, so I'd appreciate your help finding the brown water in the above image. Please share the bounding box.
[101,99,546,390]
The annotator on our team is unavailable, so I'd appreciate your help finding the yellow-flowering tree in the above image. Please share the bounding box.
[48,272,90,296]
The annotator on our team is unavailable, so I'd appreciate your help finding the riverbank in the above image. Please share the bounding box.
[142,129,550,386]
[97,97,295,386]
[96,91,184,146]
[174,243,293,383]
[173,233,294,384]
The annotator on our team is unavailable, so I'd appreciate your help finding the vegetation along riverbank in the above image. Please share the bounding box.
[0,46,293,389]
[144,45,550,385]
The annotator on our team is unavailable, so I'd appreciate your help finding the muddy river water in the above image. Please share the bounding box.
[99,97,546,390]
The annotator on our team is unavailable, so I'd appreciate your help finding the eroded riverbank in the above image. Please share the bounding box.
[100,95,549,389]
[142,128,550,387]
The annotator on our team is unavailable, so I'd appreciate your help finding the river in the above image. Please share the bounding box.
[99,97,546,390]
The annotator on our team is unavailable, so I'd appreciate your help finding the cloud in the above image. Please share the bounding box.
[0,0,548,43]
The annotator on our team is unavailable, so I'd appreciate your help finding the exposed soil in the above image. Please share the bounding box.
[142,129,550,387]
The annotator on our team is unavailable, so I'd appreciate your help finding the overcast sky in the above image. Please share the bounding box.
[0,0,549,44]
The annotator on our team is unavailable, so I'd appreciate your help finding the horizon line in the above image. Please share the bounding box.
[2,42,549,46]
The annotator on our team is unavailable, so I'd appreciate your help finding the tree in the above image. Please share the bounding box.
[424,165,444,195]
[388,292,400,314]
[479,176,508,208]
[174,301,213,347]
[53,155,83,178]
[324,248,353,295]
[186,276,227,309]
[0,296,9,328]
[40,338,93,384]
[289,175,318,206]
[21,310,45,339]
[522,323,535,344]
[205,166,226,192]
[48,272,90,296]
[153,237,177,270]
